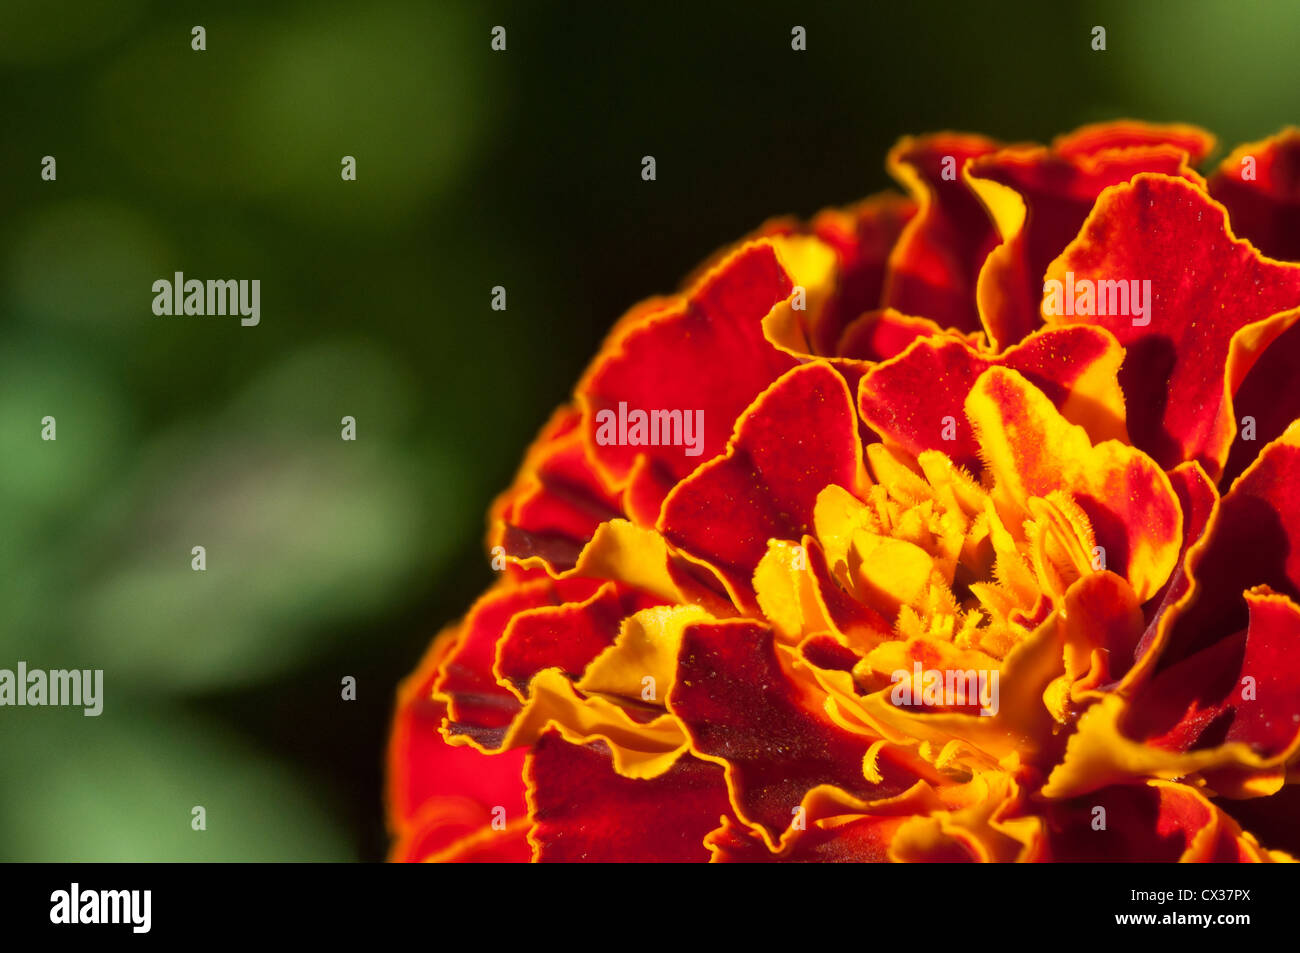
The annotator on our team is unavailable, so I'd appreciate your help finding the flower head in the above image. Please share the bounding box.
[389,122,1300,862]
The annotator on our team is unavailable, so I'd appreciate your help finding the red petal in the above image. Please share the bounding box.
[1043,782,1215,862]
[798,632,863,673]
[491,407,624,571]
[1226,588,1300,755]
[436,577,601,747]
[669,620,918,845]
[706,812,902,863]
[620,455,679,526]
[388,634,528,837]
[526,730,730,862]
[660,362,863,608]
[424,817,532,863]
[1130,586,1300,760]
[1160,424,1300,662]
[1209,128,1300,261]
[1128,427,1300,757]
[883,133,1001,334]
[1044,174,1300,475]
[836,308,956,363]
[579,241,798,501]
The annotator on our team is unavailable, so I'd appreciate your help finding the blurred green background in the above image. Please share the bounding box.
[1,0,1296,861]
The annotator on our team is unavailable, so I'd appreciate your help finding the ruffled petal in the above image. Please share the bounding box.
[1156,422,1300,664]
[388,631,529,862]
[660,362,865,610]
[1051,121,1215,161]
[1041,781,1273,862]
[1057,570,1144,702]
[1131,462,1219,679]
[417,814,533,863]
[1209,127,1300,261]
[1218,588,1300,755]
[1109,583,1300,779]
[857,607,1066,767]
[1222,318,1300,485]
[706,782,942,863]
[526,729,730,862]
[1043,174,1300,476]
[808,194,918,354]
[669,619,920,847]
[889,772,1042,863]
[495,582,659,697]
[579,241,799,510]
[883,133,1002,334]
[754,198,918,359]
[836,308,961,362]
[969,123,1208,350]
[435,577,602,748]
[489,406,624,571]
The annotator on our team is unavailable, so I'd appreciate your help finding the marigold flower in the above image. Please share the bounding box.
[388,122,1300,862]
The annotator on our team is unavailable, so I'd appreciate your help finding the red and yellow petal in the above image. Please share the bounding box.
[856,606,1066,768]
[706,782,943,863]
[809,194,918,355]
[1222,318,1300,486]
[1057,570,1144,702]
[966,366,1181,602]
[435,576,602,747]
[494,582,658,698]
[835,307,961,363]
[1116,589,1300,779]
[1131,461,1219,683]
[1043,174,1300,476]
[858,324,1127,475]
[969,122,1208,351]
[889,771,1042,863]
[659,361,865,610]
[883,133,1002,335]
